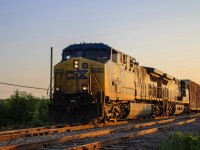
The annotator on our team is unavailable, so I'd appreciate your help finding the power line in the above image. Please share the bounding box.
[0,91,13,93]
[0,82,48,90]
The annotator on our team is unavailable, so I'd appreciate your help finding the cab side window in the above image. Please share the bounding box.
[112,50,118,63]
[130,57,135,68]
[123,55,126,64]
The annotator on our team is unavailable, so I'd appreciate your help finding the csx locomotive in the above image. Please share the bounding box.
[49,43,200,124]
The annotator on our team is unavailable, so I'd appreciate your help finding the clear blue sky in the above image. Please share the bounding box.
[0,0,200,99]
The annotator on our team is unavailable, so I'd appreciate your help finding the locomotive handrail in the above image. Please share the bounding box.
[90,73,104,103]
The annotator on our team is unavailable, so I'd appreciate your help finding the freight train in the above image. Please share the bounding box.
[49,43,200,124]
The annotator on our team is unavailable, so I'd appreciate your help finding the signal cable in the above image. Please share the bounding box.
[0,82,48,90]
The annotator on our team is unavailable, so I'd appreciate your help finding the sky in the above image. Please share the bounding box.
[0,0,200,99]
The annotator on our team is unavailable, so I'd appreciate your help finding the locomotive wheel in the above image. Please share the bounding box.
[167,105,175,116]
[92,119,100,125]
[153,105,162,116]
[184,106,190,114]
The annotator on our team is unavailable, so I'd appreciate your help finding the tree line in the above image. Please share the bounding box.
[0,90,50,130]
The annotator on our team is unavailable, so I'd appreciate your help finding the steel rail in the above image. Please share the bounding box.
[1,113,196,137]
[69,118,198,150]
[1,115,199,150]
[0,124,70,136]
[0,121,129,141]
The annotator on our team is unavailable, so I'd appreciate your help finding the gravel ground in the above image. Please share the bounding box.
[107,119,200,150]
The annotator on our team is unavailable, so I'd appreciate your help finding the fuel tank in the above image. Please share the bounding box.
[126,103,153,119]
[173,104,184,115]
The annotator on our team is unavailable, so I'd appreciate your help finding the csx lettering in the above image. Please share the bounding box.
[66,70,88,79]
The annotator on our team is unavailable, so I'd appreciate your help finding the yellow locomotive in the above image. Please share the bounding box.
[49,43,196,124]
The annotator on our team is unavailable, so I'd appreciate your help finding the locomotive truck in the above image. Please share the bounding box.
[49,43,200,124]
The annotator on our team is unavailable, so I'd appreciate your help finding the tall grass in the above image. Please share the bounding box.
[159,132,200,150]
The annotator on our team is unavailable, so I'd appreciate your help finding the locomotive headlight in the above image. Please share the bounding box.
[74,60,79,64]
[82,86,88,91]
[74,64,79,68]
[55,87,60,91]
[73,60,79,69]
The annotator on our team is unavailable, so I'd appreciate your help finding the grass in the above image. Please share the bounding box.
[159,132,200,150]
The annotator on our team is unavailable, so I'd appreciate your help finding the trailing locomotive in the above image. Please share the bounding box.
[49,43,200,124]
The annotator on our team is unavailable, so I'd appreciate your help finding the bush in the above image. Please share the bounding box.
[0,100,10,127]
[0,90,51,130]
[159,132,200,150]
[32,98,50,126]
[8,90,37,125]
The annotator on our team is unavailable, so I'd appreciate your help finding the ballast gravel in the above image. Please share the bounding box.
[107,119,200,150]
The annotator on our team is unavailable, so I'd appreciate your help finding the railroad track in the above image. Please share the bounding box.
[0,114,199,150]
[0,121,129,141]
[0,116,171,141]
[0,124,70,141]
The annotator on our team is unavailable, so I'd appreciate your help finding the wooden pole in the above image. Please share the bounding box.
[50,47,53,103]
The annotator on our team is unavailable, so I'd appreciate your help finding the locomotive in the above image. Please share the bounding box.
[49,43,200,124]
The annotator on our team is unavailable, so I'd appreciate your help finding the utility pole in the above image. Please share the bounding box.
[50,47,53,103]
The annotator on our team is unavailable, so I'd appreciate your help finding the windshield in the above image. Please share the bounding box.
[63,50,83,60]
[62,49,110,63]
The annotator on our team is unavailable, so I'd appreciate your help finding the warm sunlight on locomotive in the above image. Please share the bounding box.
[49,43,200,124]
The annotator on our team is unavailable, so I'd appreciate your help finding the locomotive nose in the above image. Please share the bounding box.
[65,58,90,93]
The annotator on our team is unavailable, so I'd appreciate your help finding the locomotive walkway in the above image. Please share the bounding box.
[0,114,199,150]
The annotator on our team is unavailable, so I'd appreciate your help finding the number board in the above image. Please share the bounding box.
[91,68,104,73]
